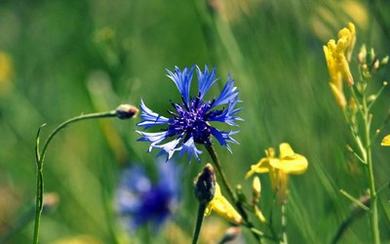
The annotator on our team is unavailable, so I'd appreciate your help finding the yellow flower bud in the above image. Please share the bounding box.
[252,176,261,196]
[254,206,266,223]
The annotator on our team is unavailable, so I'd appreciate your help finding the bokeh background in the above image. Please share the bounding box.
[0,0,389,243]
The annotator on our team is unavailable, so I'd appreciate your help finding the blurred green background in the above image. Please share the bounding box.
[0,0,389,243]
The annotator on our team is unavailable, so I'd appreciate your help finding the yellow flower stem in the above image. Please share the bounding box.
[204,144,262,242]
[281,201,288,244]
[33,110,120,244]
[362,94,381,244]
[192,203,206,244]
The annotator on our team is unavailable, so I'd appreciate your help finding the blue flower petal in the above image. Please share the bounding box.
[212,75,239,108]
[154,138,182,160]
[210,128,239,153]
[166,66,195,105]
[196,65,217,99]
[208,99,242,126]
[179,137,202,161]
[137,100,170,129]
[136,131,170,152]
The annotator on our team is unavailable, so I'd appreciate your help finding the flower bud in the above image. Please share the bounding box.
[115,104,139,119]
[381,56,389,65]
[369,48,376,62]
[373,59,380,70]
[367,95,377,103]
[194,163,216,204]
[358,45,367,64]
[252,176,261,204]
[42,192,60,212]
[254,205,266,223]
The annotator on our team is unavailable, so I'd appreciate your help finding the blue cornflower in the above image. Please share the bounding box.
[137,65,241,160]
[116,161,180,232]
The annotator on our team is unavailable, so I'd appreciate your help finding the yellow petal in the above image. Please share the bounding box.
[245,158,271,178]
[382,134,390,146]
[272,155,308,174]
[329,82,347,108]
[271,143,309,174]
[339,55,354,85]
[205,184,243,225]
[279,143,295,158]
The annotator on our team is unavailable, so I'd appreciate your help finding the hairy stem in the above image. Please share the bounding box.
[33,110,117,244]
[192,203,206,244]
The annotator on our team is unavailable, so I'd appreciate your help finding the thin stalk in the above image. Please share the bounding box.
[192,203,206,244]
[280,202,288,244]
[33,111,117,244]
[362,95,380,244]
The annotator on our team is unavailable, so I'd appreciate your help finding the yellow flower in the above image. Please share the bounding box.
[323,23,356,108]
[246,143,308,202]
[382,134,390,146]
[204,183,243,225]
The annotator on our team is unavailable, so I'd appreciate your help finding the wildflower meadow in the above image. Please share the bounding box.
[0,0,389,243]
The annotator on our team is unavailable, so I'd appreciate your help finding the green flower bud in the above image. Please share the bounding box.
[115,104,139,119]
[194,163,216,204]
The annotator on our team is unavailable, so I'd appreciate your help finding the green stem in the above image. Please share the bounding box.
[204,144,236,203]
[362,95,380,244]
[204,144,262,242]
[33,111,117,244]
[192,203,206,244]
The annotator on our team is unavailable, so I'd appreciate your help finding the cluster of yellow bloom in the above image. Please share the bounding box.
[323,23,356,108]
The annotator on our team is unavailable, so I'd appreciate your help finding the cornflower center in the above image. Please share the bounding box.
[169,97,213,144]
